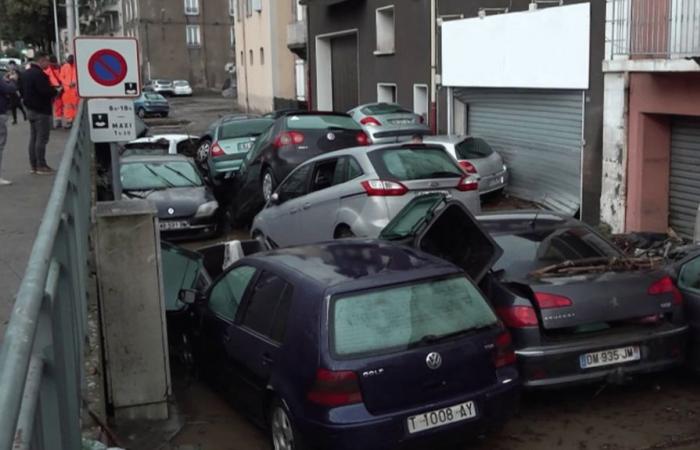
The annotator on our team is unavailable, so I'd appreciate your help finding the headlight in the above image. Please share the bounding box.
[195,201,218,218]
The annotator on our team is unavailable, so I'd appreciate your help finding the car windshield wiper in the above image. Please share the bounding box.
[122,189,156,199]
[143,164,176,188]
[408,325,495,349]
[160,164,199,186]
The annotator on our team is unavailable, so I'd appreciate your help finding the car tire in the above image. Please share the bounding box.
[137,108,146,119]
[196,139,211,167]
[269,399,307,450]
[334,225,355,239]
[261,169,276,203]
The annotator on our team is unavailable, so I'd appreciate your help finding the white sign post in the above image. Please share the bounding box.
[74,37,141,98]
[88,99,137,143]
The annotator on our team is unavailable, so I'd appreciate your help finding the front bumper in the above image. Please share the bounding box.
[296,378,520,450]
[516,324,688,388]
[159,220,218,241]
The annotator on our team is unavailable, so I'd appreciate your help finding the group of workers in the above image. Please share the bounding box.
[41,55,78,129]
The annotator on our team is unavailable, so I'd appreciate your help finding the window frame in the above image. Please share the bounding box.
[377,83,397,103]
[246,0,253,17]
[184,0,200,16]
[237,270,294,344]
[229,0,236,17]
[275,163,313,204]
[260,47,265,65]
[374,5,396,55]
[186,24,202,47]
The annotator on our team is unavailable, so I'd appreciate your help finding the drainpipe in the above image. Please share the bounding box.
[447,86,453,135]
[52,0,61,57]
[241,7,250,113]
[429,0,437,134]
[66,0,76,50]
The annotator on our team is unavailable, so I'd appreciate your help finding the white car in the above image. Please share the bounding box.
[173,80,193,96]
[122,134,199,157]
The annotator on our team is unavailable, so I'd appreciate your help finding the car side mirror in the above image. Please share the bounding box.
[178,288,200,305]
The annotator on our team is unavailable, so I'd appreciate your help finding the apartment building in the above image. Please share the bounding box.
[122,0,235,90]
[601,0,700,238]
[234,0,307,113]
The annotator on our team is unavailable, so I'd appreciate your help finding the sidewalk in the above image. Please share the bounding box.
[0,119,70,341]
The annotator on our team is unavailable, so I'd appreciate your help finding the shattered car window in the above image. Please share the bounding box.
[492,226,620,280]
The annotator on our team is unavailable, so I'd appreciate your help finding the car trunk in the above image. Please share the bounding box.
[530,269,679,332]
[378,112,420,126]
[307,128,360,153]
[379,193,502,283]
[470,153,504,177]
[382,178,464,219]
[218,137,256,156]
[356,336,498,415]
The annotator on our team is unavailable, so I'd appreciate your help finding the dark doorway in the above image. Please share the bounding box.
[331,34,358,113]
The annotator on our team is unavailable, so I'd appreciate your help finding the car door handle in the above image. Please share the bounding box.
[261,353,274,366]
[302,202,311,210]
[289,208,298,214]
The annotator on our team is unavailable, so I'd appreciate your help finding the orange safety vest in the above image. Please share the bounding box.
[60,63,79,121]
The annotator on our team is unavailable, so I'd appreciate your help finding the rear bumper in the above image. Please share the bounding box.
[295,379,520,450]
[516,324,688,388]
[479,169,508,195]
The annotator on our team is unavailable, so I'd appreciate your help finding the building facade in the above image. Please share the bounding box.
[305,0,605,224]
[122,0,235,90]
[601,0,700,239]
[233,0,306,113]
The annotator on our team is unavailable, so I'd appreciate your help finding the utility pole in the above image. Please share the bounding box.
[429,0,438,134]
[66,0,76,48]
[52,0,61,57]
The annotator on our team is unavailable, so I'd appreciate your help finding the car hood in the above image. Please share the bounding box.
[124,186,213,219]
[378,193,502,283]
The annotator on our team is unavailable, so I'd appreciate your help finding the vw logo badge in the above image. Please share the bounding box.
[168,207,175,215]
[426,352,442,370]
[326,132,336,141]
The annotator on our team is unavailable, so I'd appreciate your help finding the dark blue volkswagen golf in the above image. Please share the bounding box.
[180,210,520,450]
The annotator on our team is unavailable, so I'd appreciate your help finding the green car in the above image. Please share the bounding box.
[196,117,274,185]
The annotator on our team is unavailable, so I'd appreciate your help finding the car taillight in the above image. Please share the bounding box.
[458,160,478,174]
[648,276,683,305]
[307,369,363,407]
[210,142,225,157]
[356,131,370,146]
[360,116,382,126]
[361,180,408,196]
[534,292,573,309]
[493,331,516,368]
[456,176,479,192]
[273,131,304,148]
[496,306,538,328]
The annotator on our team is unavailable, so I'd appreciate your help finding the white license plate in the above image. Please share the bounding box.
[238,142,253,152]
[579,345,641,369]
[407,401,477,434]
[159,221,188,231]
[391,119,413,125]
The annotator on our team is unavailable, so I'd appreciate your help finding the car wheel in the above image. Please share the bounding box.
[261,169,276,203]
[334,225,355,239]
[137,108,146,119]
[270,399,306,450]
[196,140,211,166]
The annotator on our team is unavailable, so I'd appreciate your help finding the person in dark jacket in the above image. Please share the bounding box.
[6,61,26,124]
[21,52,56,175]
[0,73,17,185]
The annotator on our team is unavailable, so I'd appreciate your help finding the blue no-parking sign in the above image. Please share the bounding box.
[74,37,141,98]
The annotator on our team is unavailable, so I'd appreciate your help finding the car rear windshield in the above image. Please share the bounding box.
[220,119,273,140]
[368,147,464,181]
[121,161,203,190]
[145,93,166,101]
[332,276,497,358]
[174,80,189,86]
[285,115,360,131]
[489,226,621,280]
[360,103,412,115]
[455,137,494,159]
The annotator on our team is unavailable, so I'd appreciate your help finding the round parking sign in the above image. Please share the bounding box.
[87,49,128,87]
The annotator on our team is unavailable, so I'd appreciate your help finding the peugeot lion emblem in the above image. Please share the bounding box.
[429,181,440,188]
[426,352,442,370]
[168,207,175,215]
[326,132,336,141]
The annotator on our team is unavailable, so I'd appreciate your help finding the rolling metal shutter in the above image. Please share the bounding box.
[670,118,700,239]
[454,88,584,215]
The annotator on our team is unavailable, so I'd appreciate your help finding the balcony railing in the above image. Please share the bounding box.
[608,0,700,59]
[287,20,307,50]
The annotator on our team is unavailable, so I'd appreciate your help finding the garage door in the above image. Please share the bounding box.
[331,34,358,113]
[455,88,584,215]
[670,117,700,239]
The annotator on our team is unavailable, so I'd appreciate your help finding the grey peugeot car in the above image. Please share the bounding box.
[250,143,481,248]
[348,102,431,144]
[423,135,508,195]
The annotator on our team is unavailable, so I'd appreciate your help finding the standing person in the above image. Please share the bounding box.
[44,56,64,129]
[0,72,18,185]
[60,55,78,129]
[6,61,27,125]
[21,52,56,175]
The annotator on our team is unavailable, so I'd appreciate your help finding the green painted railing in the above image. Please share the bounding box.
[0,102,92,450]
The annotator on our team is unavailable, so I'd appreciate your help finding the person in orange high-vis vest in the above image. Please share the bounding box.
[60,55,78,128]
[44,56,64,129]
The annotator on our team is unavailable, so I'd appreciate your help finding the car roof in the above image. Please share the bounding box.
[120,154,193,164]
[244,240,460,294]
[423,134,474,145]
[281,111,351,118]
[220,117,273,126]
[477,209,579,233]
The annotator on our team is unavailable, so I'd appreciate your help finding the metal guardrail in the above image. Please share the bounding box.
[608,0,700,58]
[0,102,92,450]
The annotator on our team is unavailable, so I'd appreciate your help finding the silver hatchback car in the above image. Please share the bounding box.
[423,135,508,195]
[348,102,430,144]
[251,143,481,248]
